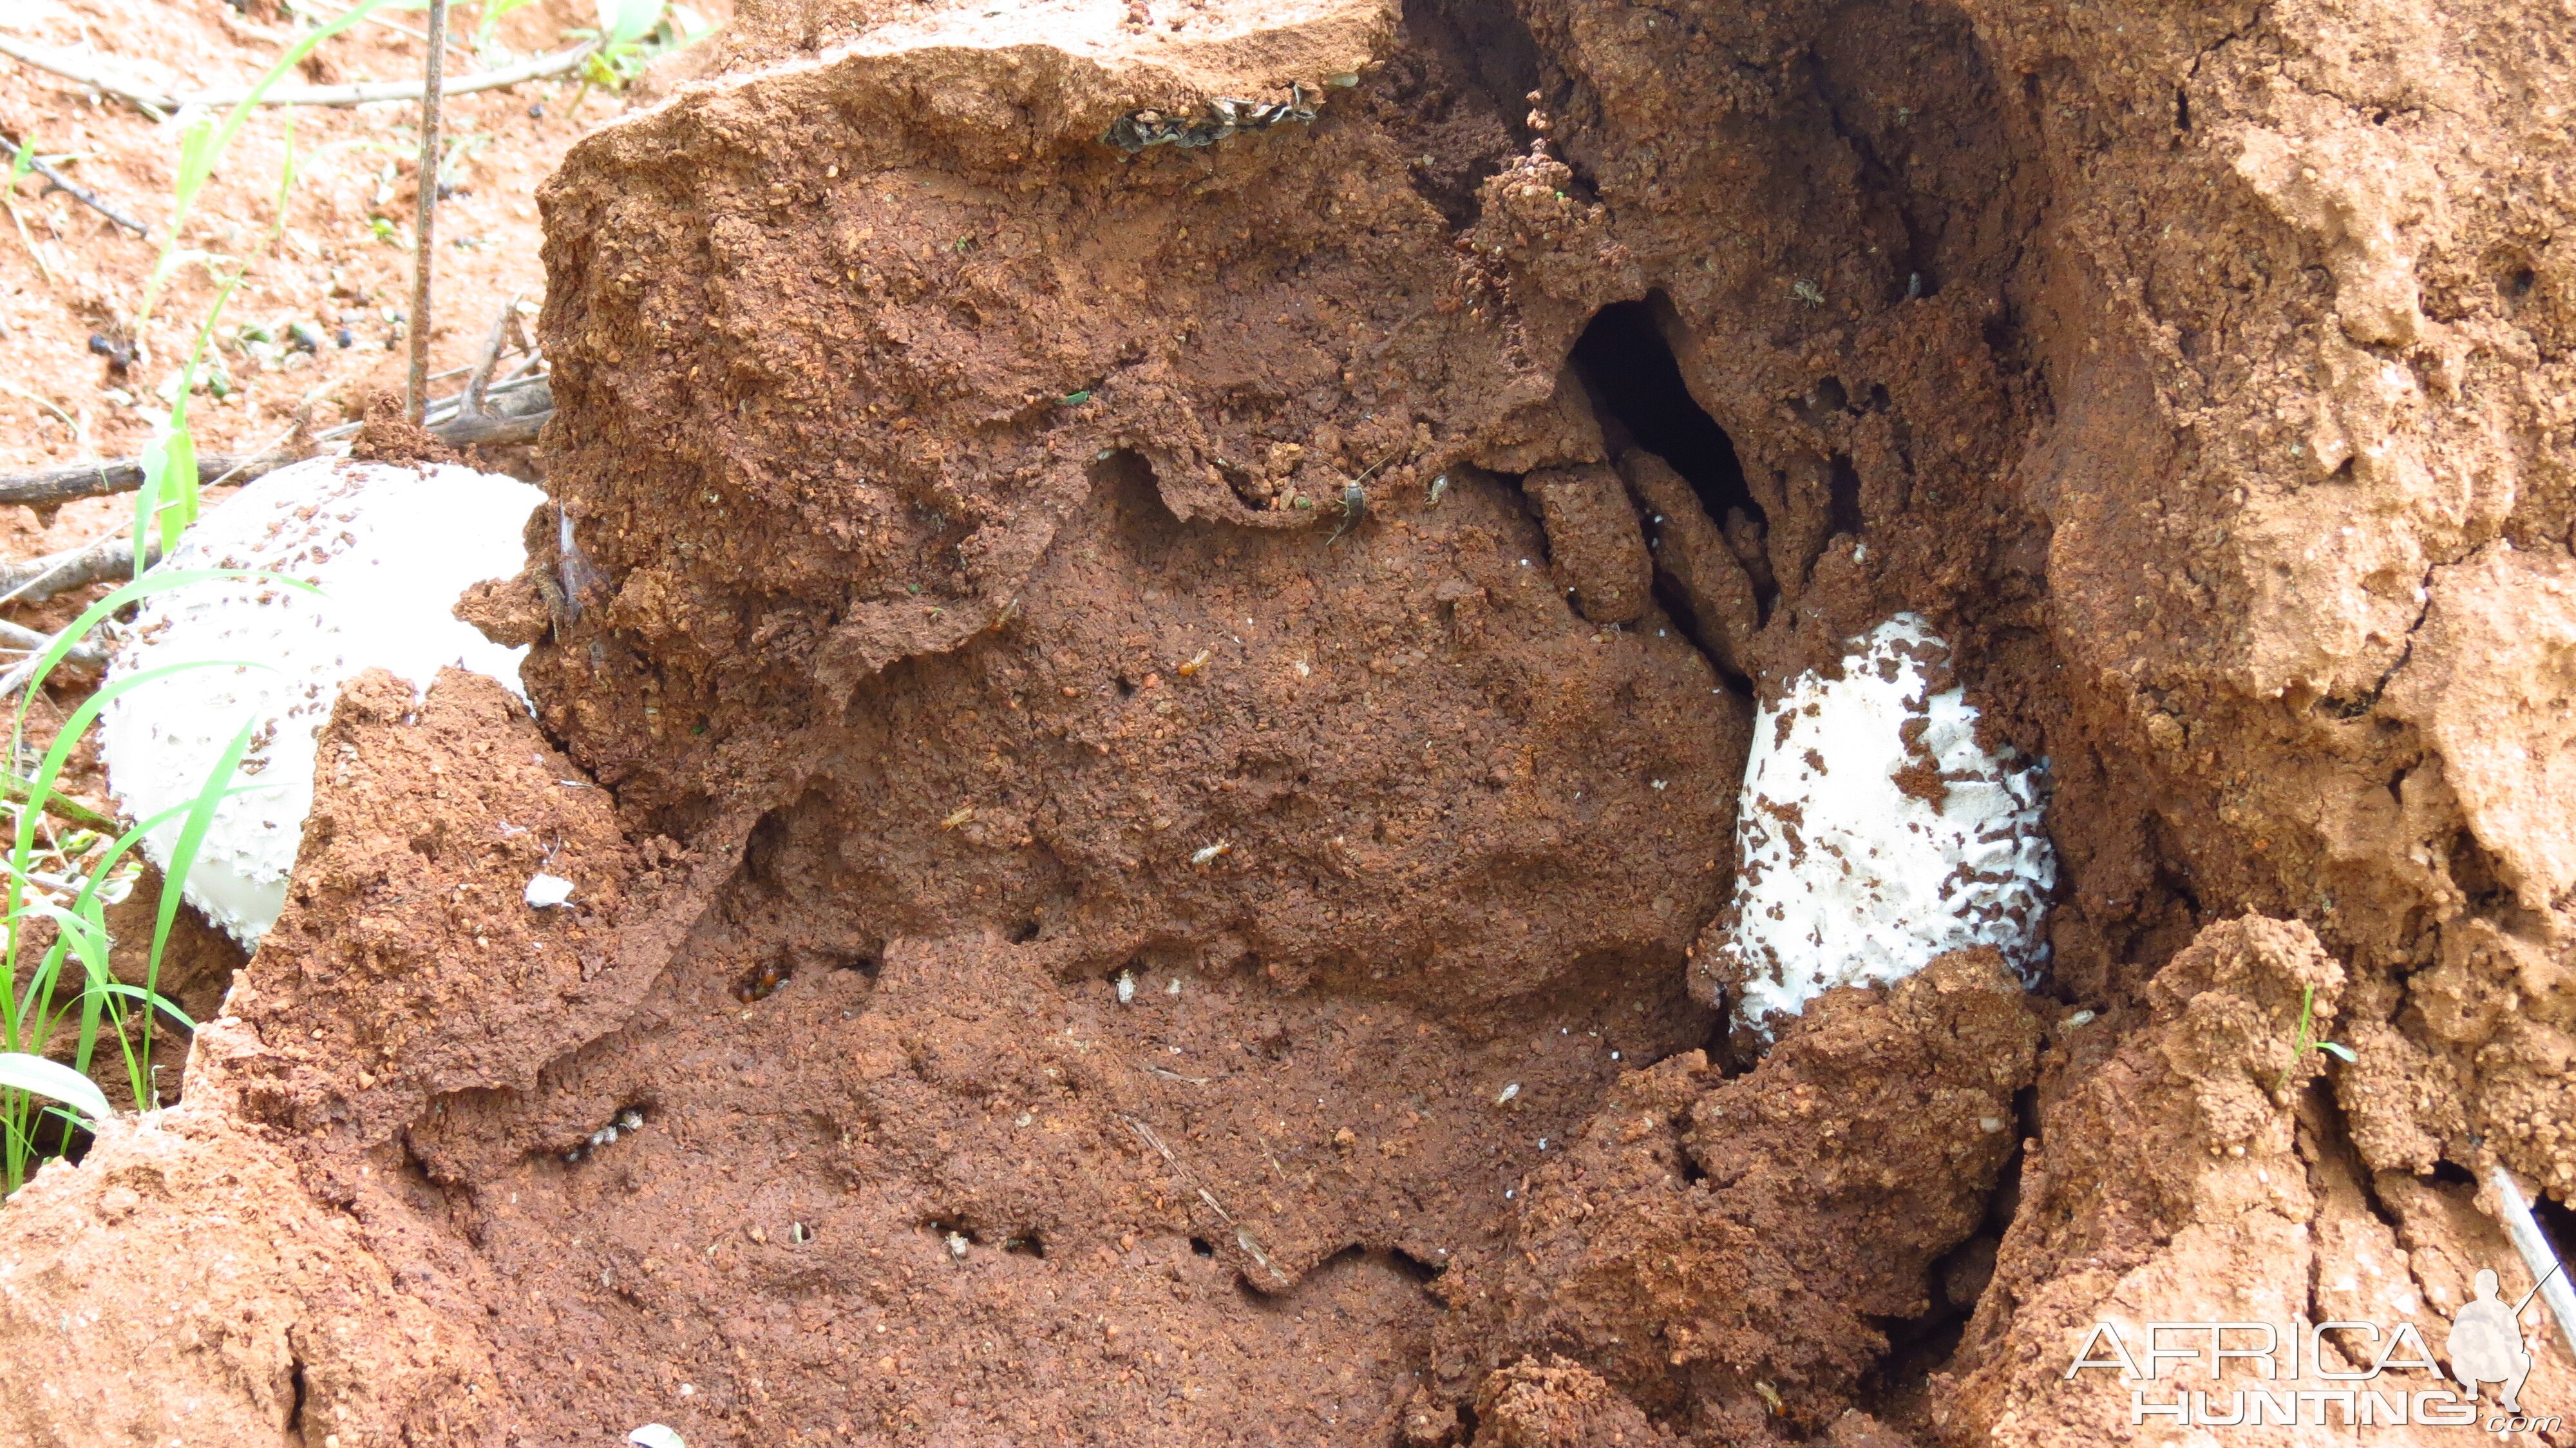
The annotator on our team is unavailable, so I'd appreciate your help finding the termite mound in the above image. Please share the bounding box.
[8,0,2576,1440]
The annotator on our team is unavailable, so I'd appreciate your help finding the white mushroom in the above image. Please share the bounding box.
[1716,613,2054,1033]
[99,458,546,948]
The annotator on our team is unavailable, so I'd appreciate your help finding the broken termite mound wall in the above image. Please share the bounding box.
[511,0,2576,1434]
[520,0,2062,1004]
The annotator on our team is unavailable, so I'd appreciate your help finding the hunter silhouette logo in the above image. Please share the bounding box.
[2064,1261,2566,1432]
[2449,1266,2553,1415]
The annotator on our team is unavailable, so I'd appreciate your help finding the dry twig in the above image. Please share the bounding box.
[0,533,160,605]
[406,0,450,423]
[0,381,551,507]
[0,131,146,236]
[0,33,596,112]
[0,773,118,832]
[462,296,521,418]
[0,617,103,669]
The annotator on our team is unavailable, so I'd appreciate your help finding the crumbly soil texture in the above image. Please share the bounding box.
[6,0,2576,1443]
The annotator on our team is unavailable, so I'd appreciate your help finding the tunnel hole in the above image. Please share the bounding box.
[1401,0,1542,148]
[1857,1306,1971,1418]
[2447,830,2507,906]
[925,1217,986,1252]
[647,788,721,844]
[1004,1232,1046,1258]
[1569,298,1763,533]
[1189,1236,1216,1257]
[742,808,791,884]
[734,956,793,1002]
[1386,1246,1444,1283]
[1827,454,1864,538]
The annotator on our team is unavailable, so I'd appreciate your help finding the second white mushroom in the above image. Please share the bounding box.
[1712,613,2056,1034]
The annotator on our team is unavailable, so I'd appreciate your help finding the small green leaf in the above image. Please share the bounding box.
[2319,1041,2357,1063]
[597,0,666,44]
[171,115,220,222]
[95,984,194,1032]
[1060,390,1092,406]
[0,1052,112,1126]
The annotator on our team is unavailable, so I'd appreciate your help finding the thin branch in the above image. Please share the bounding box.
[354,10,478,67]
[0,131,146,236]
[407,0,448,423]
[0,533,158,606]
[463,294,519,417]
[430,399,548,448]
[0,34,596,111]
[319,369,549,437]
[0,383,549,506]
[0,448,302,510]
[0,531,151,698]
[0,618,103,669]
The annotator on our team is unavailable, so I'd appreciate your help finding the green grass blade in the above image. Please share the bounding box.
[134,272,243,566]
[141,714,260,1071]
[270,113,297,243]
[138,0,396,329]
[66,791,270,919]
[92,982,193,1032]
[0,1051,111,1127]
[26,902,118,1091]
[598,0,667,44]
[9,934,70,1054]
[55,790,266,1105]
[11,656,278,869]
[9,567,314,742]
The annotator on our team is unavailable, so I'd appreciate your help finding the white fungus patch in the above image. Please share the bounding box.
[99,459,546,948]
[1718,613,2054,1033]
[524,872,576,909]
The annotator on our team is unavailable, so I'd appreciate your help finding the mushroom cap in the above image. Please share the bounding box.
[1719,613,2055,1032]
[99,458,546,948]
